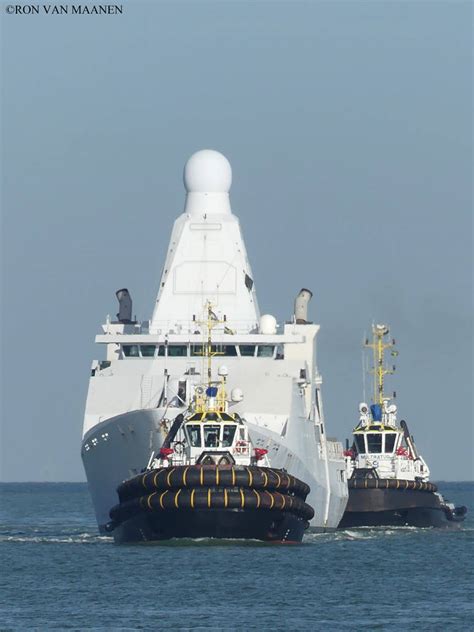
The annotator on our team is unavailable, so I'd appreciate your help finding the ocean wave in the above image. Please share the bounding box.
[0,531,113,544]
[303,526,427,543]
[302,523,473,544]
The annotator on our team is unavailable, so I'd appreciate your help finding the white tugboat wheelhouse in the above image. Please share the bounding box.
[82,150,348,537]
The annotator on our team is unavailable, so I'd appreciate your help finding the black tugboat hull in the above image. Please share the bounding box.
[113,508,308,543]
[108,465,315,543]
[339,487,466,529]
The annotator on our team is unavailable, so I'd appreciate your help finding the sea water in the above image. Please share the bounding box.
[1,482,472,631]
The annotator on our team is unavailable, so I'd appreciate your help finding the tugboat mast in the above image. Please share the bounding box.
[194,300,227,414]
[202,301,225,385]
[365,324,396,405]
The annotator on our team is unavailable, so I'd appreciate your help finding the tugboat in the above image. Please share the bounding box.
[108,303,314,543]
[339,324,467,529]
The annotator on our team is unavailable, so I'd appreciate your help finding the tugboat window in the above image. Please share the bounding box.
[257,345,275,358]
[204,413,218,421]
[204,425,221,447]
[140,345,156,357]
[157,345,165,356]
[168,345,187,357]
[220,413,233,421]
[384,434,396,453]
[222,425,237,446]
[367,433,382,453]
[239,345,256,356]
[355,435,365,453]
[187,424,202,447]
[123,345,139,357]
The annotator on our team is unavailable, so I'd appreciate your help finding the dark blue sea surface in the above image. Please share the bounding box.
[0,482,472,631]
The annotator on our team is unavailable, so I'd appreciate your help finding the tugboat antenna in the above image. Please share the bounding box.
[361,342,367,404]
[206,301,213,386]
[198,300,224,390]
[365,324,395,405]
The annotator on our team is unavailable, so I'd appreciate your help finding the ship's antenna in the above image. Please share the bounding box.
[197,300,224,390]
[365,323,395,404]
[362,336,367,403]
[206,301,213,387]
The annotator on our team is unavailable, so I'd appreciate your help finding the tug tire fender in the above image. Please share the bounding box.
[118,466,310,502]
[110,487,315,524]
[348,478,437,493]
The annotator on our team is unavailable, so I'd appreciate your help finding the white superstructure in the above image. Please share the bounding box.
[345,400,431,482]
[82,150,348,532]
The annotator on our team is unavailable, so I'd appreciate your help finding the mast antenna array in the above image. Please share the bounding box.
[196,300,225,388]
[365,324,398,405]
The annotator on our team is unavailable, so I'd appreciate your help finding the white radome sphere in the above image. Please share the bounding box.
[259,314,277,335]
[184,149,232,193]
[231,388,244,402]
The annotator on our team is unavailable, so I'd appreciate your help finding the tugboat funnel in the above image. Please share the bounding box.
[294,288,313,324]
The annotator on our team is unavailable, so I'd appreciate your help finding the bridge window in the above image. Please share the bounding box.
[221,345,238,356]
[204,425,221,447]
[186,424,202,447]
[239,345,256,357]
[191,345,238,357]
[222,425,236,447]
[257,345,275,358]
[384,433,396,453]
[168,345,187,357]
[140,345,156,357]
[367,433,382,453]
[122,345,139,357]
[157,345,165,356]
[355,435,365,453]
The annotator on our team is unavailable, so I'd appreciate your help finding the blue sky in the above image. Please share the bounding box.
[1,1,472,480]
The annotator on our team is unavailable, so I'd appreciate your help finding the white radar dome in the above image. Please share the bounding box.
[231,388,244,402]
[184,149,232,193]
[259,314,277,335]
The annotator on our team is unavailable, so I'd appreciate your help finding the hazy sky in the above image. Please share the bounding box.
[1,1,472,481]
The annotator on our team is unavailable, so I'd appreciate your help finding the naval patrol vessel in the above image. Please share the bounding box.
[81,149,348,539]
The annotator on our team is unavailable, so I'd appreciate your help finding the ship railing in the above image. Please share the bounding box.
[170,456,187,466]
[148,320,261,335]
[232,442,251,458]
[326,439,344,460]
